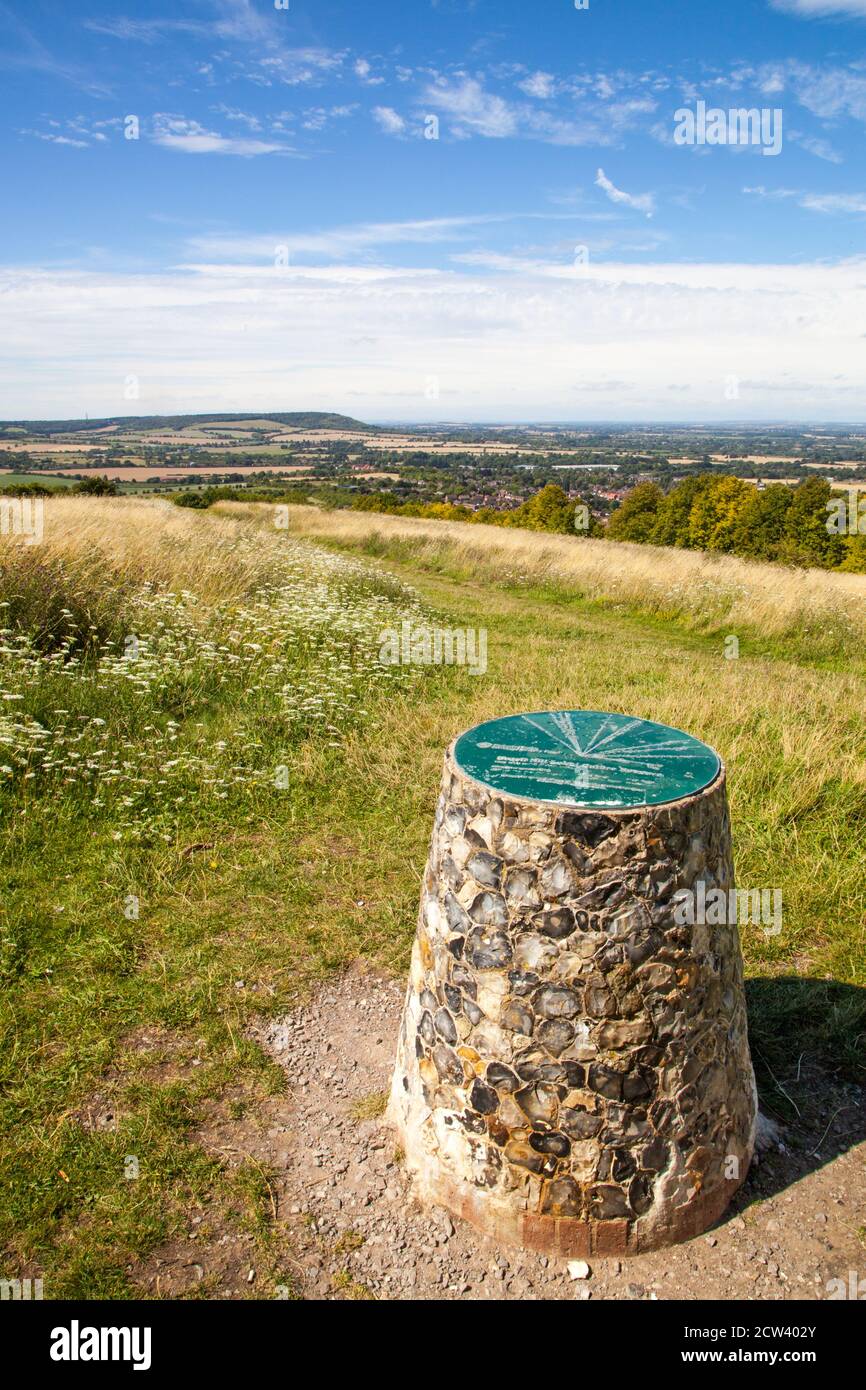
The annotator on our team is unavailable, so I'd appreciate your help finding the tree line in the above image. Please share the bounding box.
[351,475,866,572]
[604,475,864,572]
[9,470,861,574]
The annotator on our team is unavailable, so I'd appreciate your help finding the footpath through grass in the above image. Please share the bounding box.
[275,507,866,1087]
[1,498,864,1297]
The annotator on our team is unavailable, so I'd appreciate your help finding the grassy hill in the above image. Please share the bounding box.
[0,412,378,437]
[1,496,863,1297]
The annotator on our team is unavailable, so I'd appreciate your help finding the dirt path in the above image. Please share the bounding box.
[134,966,865,1301]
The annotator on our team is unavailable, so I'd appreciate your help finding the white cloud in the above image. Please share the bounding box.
[518,71,555,99]
[801,191,866,211]
[300,103,357,131]
[770,0,866,17]
[800,73,866,119]
[775,60,866,120]
[424,77,518,137]
[186,212,597,263]
[84,17,177,42]
[3,255,866,420]
[187,215,518,260]
[212,105,263,131]
[19,129,89,148]
[256,51,344,87]
[788,130,843,162]
[745,184,866,212]
[86,6,345,87]
[421,76,647,145]
[151,115,286,156]
[595,168,655,216]
[18,115,125,149]
[372,106,406,135]
[354,57,384,85]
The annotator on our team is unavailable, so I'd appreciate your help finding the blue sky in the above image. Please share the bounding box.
[3,0,866,421]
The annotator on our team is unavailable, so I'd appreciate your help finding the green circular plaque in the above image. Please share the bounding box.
[452,710,720,810]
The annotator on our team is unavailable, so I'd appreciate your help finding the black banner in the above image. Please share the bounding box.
[3,1295,858,1375]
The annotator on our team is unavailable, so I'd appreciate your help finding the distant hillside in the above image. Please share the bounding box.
[0,412,378,437]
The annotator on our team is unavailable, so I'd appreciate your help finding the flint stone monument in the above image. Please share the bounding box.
[388,710,757,1256]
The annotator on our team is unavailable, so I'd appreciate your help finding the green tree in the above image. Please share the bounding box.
[173,490,210,509]
[0,481,52,498]
[650,474,714,547]
[507,483,584,534]
[687,476,752,552]
[72,475,119,496]
[605,482,663,542]
[426,501,471,521]
[352,492,399,513]
[838,533,866,573]
[782,476,844,568]
[729,483,793,561]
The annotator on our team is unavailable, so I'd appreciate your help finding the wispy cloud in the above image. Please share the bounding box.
[184,212,606,270]
[16,115,123,149]
[152,115,288,156]
[420,75,653,146]
[518,71,555,99]
[18,129,89,149]
[738,57,866,123]
[769,0,866,17]
[354,57,385,86]
[0,3,111,94]
[801,192,866,210]
[745,183,866,212]
[423,77,518,137]
[84,17,191,43]
[300,104,357,131]
[87,2,345,87]
[788,130,843,162]
[595,168,655,216]
[211,105,263,132]
[372,106,407,135]
[186,214,530,261]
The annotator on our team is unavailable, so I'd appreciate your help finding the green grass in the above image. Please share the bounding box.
[1,498,864,1297]
[276,515,866,1076]
[0,472,77,490]
[341,527,866,676]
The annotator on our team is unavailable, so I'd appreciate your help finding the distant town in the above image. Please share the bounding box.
[3,413,866,527]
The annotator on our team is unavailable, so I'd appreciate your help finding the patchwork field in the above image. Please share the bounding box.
[0,464,317,481]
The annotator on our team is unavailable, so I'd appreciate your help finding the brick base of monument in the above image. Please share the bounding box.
[388,740,757,1255]
[400,1158,746,1256]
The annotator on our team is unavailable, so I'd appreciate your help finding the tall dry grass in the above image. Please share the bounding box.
[0,497,302,648]
[270,504,866,655]
[3,495,293,597]
[0,493,428,823]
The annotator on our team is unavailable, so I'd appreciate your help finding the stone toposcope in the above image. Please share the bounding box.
[388,710,757,1256]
